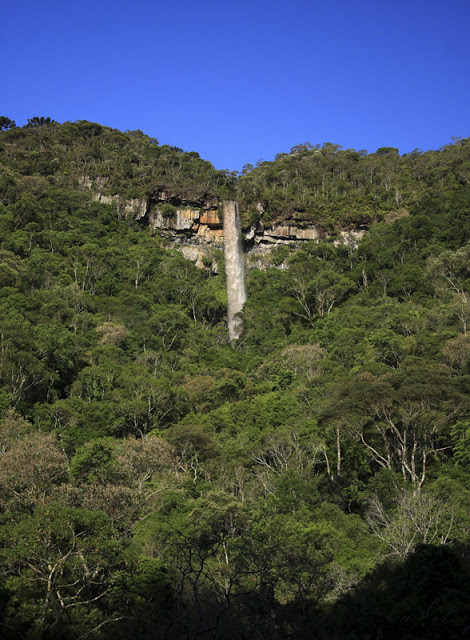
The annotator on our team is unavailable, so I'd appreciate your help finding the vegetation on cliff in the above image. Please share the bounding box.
[1,119,470,639]
[0,118,236,206]
[238,138,470,229]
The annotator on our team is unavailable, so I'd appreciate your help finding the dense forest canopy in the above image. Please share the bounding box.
[1,118,470,639]
[237,137,470,229]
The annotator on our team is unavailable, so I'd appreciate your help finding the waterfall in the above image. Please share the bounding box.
[223,200,246,343]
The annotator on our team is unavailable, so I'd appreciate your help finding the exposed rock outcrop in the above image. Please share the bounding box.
[82,181,366,268]
[149,207,224,246]
[91,193,148,220]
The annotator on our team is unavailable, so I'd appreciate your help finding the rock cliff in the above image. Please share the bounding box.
[89,188,365,268]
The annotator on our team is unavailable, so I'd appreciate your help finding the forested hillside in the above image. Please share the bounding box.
[238,137,470,229]
[1,118,470,639]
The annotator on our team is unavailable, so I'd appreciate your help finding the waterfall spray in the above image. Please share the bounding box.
[223,200,246,344]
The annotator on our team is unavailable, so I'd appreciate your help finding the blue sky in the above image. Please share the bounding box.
[2,0,469,171]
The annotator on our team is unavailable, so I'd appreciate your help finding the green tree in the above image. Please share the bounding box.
[0,505,126,640]
[0,116,16,131]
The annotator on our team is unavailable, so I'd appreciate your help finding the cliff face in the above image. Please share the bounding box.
[90,190,365,268]
[150,200,365,270]
[150,206,225,245]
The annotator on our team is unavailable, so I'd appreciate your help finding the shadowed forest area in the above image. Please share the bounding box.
[1,118,470,639]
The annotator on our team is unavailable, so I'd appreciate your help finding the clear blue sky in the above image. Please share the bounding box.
[2,0,469,171]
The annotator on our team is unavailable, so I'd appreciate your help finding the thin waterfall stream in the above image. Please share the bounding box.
[223,200,246,343]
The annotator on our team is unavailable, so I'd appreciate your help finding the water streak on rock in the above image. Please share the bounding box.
[223,200,246,343]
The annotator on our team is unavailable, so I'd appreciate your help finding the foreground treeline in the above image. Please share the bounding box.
[1,120,470,638]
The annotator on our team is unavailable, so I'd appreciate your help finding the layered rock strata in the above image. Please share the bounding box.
[86,188,365,268]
